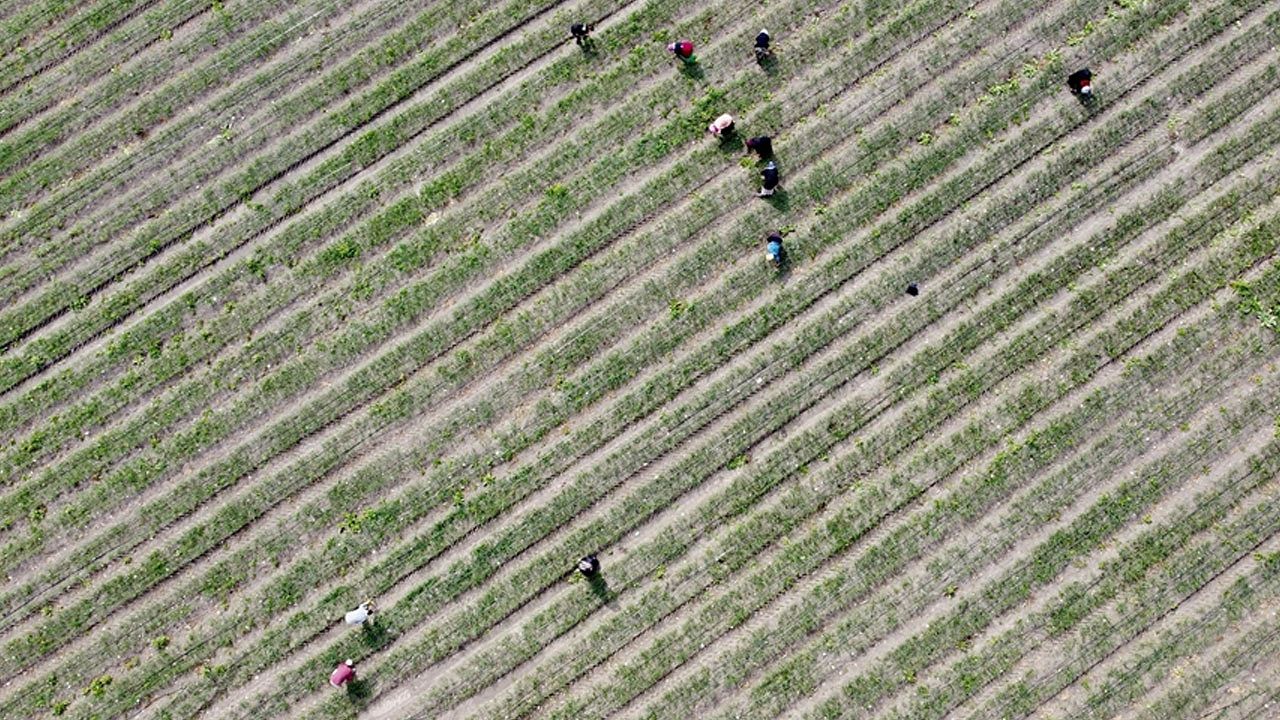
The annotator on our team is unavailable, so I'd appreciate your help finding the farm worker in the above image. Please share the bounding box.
[1067,67,1093,97]
[766,232,784,267]
[757,160,780,197]
[668,40,695,62]
[570,22,594,46]
[754,29,771,60]
[708,113,735,137]
[906,282,919,296]
[578,554,601,577]
[344,600,375,625]
[329,659,356,688]
[744,135,773,158]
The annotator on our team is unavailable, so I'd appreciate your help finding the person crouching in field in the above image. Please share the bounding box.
[758,160,780,197]
[766,232,784,267]
[668,40,696,63]
[1067,68,1093,99]
[744,135,772,158]
[708,113,735,138]
[570,22,594,47]
[754,29,771,61]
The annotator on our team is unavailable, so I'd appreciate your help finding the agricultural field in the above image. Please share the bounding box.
[2,0,1280,717]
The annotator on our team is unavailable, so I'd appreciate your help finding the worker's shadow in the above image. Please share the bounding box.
[756,54,779,76]
[1073,92,1099,112]
[773,251,793,282]
[761,187,791,212]
[576,39,598,57]
[345,678,374,701]
[587,574,618,608]
[678,61,704,80]
[359,620,390,650]
[716,133,744,155]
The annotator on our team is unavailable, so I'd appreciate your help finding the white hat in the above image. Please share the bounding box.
[1080,84,1092,95]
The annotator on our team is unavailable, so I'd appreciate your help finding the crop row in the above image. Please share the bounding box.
[7,0,1018,691]
[129,5,1280,712]
[0,0,831,473]
[0,0,952,702]
[881,447,1280,720]
[800,392,1280,720]
[494,152,1280,720]
[45,5,1136,712]
[479,287,1275,720]
[0,0,738,475]
[0,0,764,536]
[0,0,811,473]
[0,0,595,334]
[294,61,1280,717]
[0,0,339,179]
[0,0,292,155]
[1131,562,1280,720]
[1064,543,1280,720]
[0,0,916,609]
[0,0,988,609]
[631,325,1258,720]
[0,0,1100,504]
[662,242,1280,720]
[0,0,528,222]
[0,0,187,94]
[5,0,1254,707]
[967,481,1280,717]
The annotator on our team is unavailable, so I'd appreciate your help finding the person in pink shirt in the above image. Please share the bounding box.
[330,659,355,688]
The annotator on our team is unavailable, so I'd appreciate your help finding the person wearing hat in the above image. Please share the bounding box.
[758,160,780,197]
[708,113,735,137]
[330,659,356,688]
[577,554,601,577]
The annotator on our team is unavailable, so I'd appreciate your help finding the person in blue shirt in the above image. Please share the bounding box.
[766,232,783,267]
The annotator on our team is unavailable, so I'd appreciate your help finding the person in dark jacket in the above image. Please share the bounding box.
[754,29,771,60]
[577,554,600,577]
[571,22,594,47]
[758,160,780,197]
[1067,68,1093,97]
[744,135,773,158]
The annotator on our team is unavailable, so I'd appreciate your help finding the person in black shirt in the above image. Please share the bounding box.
[571,22,594,47]
[758,160,780,197]
[745,135,773,158]
[1067,67,1093,97]
[754,29,771,60]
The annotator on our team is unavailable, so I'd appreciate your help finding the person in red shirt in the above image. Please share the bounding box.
[667,40,695,63]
